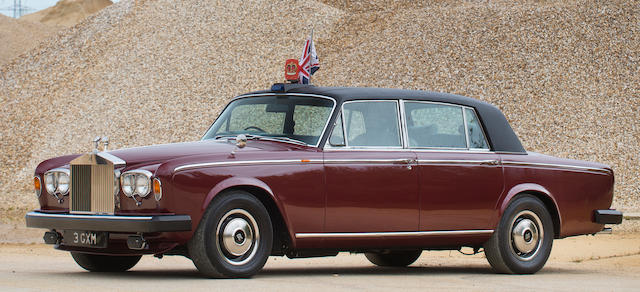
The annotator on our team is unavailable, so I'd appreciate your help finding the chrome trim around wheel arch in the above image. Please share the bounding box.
[295,229,494,239]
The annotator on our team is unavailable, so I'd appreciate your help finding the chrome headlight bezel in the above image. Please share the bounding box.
[44,168,70,196]
[120,170,153,198]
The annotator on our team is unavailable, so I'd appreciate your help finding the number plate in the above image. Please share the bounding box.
[62,230,108,248]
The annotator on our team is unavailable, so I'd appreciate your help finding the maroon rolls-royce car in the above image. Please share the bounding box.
[27,84,623,277]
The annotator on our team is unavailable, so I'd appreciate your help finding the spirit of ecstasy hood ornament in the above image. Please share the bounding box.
[92,136,110,152]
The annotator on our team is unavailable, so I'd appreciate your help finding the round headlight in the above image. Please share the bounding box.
[121,174,134,197]
[56,172,70,195]
[135,175,150,197]
[44,172,56,195]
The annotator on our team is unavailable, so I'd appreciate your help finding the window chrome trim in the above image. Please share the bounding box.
[203,93,337,148]
[295,229,494,239]
[399,99,409,148]
[502,161,612,174]
[462,107,470,148]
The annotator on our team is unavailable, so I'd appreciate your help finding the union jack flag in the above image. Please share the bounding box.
[298,32,319,84]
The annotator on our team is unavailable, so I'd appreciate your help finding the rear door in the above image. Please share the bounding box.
[402,101,503,231]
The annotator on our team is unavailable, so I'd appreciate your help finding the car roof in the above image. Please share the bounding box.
[239,84,526,153]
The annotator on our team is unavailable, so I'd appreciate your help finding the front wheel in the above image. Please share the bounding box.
[71,252,141,272]
[188,190,273,278]
[365,250,422,267]
[484,195,554,274]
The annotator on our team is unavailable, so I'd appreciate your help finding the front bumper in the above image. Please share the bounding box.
[594,209,623,225]
[25,211,192,233]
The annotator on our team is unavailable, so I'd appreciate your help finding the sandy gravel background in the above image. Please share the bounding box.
[1,232,639,291]
[0,0,638,217]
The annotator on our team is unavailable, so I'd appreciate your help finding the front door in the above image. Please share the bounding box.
[324,100,419,233]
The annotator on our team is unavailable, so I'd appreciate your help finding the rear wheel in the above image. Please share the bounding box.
[365,250,422,267]
[188,190,273,278]
[70,252,141,272]
[484,195,554,274]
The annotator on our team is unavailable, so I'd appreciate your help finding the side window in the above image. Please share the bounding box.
[464,108,489,149]
[328,112,345,146]
[405,102,466,148]
[343,101,401,147]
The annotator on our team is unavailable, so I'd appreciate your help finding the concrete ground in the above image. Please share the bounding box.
[1,232,639,292]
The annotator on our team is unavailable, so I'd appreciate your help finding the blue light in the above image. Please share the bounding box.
[270,83,285,92]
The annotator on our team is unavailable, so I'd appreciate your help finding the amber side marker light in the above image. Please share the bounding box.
[34,176,42,198]
[153,178,162,201]
[301,159,311,163]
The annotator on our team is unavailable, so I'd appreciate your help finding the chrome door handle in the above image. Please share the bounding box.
[481,160,499,166]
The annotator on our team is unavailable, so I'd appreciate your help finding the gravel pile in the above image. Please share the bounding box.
[0,0,637,214]
[0,14,58,66]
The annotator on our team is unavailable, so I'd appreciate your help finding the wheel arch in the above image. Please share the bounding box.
[498,184,562,238]
[201,177,294,254]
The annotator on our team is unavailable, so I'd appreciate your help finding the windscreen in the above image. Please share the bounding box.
[202,95,335,146]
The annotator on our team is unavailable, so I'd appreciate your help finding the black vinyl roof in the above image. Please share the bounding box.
[241,84,526,153]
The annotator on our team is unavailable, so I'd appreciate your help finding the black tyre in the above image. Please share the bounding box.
[365,250,422,267]
[484,195,554,274]
[70,252,141,272]
[188,190,273,278]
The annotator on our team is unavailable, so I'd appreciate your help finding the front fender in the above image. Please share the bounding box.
[201,176,294,243]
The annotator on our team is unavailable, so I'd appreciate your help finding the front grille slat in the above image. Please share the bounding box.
[70,154,115,214]
[71,165,91,212]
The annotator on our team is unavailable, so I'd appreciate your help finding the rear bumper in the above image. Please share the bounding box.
[25,211,192,233]
[594,209,623,225]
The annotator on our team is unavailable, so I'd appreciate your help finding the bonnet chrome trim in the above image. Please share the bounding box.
[295,229,494,239]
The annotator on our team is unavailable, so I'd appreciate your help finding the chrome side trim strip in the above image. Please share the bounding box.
[174,159,324,172]
[26,212,153,220]
[418,159,498,165]
[323,158,410,164]
[295,229,494,239]
[502,161,611,174]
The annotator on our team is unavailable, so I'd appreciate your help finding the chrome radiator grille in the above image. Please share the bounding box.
[70,154,115,214]
[70,165,91,212]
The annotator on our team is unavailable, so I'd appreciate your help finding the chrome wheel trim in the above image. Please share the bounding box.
[215,209,260,266]
[509,210,543,261]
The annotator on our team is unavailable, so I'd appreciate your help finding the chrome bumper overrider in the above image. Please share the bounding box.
[25,211,192,233]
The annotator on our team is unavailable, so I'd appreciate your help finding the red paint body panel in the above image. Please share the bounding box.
[323,150,419,233]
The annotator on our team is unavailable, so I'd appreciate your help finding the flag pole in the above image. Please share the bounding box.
[309,28,314,85]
